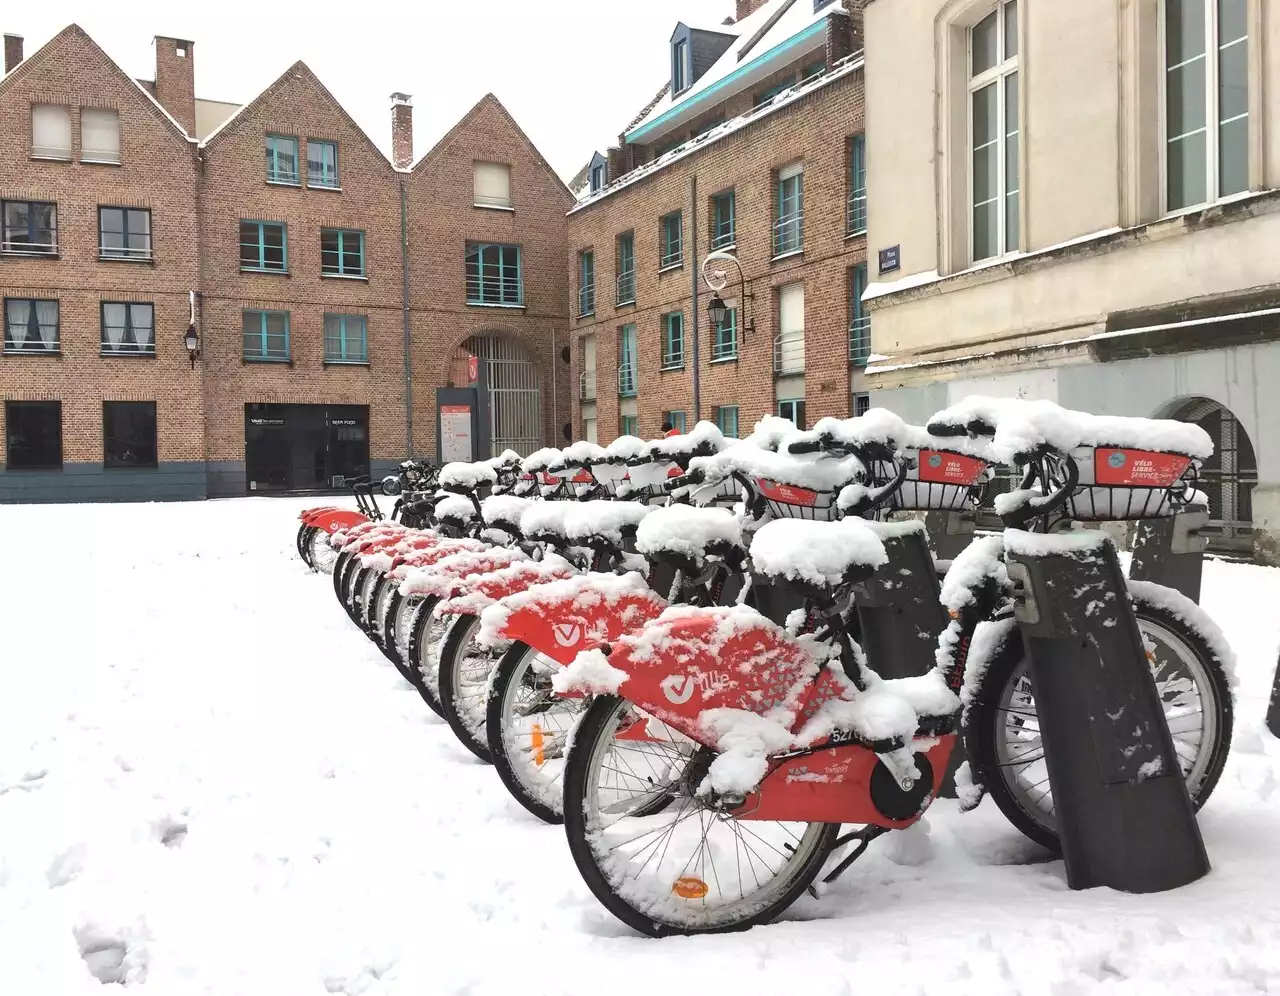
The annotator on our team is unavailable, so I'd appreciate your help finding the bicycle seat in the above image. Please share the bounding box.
[481,494,533,535]
[749,518,888,600]
[565,500,654,550]
[636,505,745,573]
[647,421,729,469]
[434,493,477,528]
[438,461,498,490]
[519,501,578,547]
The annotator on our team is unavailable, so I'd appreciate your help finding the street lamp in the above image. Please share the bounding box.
[700,250,754,343]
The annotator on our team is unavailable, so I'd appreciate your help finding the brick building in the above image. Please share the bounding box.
[567,0,869,444]
[0,25,569,501]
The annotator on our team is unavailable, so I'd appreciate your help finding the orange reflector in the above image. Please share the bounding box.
[531,723,545,767]
[1145,650,1157,664]
[948,608,960,620]
[672,877,709,900]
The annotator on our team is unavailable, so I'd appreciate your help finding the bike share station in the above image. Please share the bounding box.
[435,353,490,464]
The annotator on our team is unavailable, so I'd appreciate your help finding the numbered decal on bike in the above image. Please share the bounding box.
[1093,448,1191,487]
[917,450,987,485]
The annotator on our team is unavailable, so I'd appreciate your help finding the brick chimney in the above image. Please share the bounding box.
[390,92,413,169]
[842,0,865,49]
[153,36,196,134]
[735,0,769,21]
[4,34,22,75]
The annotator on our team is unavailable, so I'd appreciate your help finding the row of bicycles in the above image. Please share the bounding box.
[294,398,1234,936]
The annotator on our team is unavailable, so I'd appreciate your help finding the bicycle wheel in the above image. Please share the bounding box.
[332,550,354,603]
[363,571,392,639]
[436,615,497,763]
[965,581,1233,851]
[405,596,446,716]
[308,528,339,575]
[563,695,839,937]
[297,523,313,567]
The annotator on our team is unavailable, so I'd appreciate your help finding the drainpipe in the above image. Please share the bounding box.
[690,174,701,422]
[400,178,413,459]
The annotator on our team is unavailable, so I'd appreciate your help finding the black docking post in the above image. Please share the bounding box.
[1129,504,1208,603]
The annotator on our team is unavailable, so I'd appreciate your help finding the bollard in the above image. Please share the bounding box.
[1005,531,1210,893]
[924,509,978,562]
[1129,503,1208,603]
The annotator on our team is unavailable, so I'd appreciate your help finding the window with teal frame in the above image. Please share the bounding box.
[466,243,523,305]
[321,228,365,277]
[712,308,737,362]
[711,190,735,250]
[849,264,870,365]
[616,231,636,304]
[578,250,595,317]
[660,211,683,269]
[661,312,684,370]
[802,59,825,81]
[307,139,339,188]
[620,414,638,436]
[265,134,299,184]
[239,220,287,272]
[243,309,290,362]
[324,314,368,364]
[753,76,795,107]
[847,134,867,235]
[715,405,739,438]
[775,168,804,256]
[665,410,687,433]
[618,324,637,397]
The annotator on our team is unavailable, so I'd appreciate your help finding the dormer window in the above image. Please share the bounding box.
[590,162,606,192]
[672,38,689,94]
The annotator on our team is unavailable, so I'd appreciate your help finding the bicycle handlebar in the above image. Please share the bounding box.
[998,449,1082,528]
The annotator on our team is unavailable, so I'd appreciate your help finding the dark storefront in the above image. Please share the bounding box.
[245,403,370,493]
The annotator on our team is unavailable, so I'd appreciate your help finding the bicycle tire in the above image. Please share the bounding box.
[436,614,494,763]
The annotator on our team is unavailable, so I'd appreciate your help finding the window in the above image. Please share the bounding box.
[1165,0,1249,211]
[849,264,870,365]
[673,38,689,94]
[266,134,299,184]
[324,314,368,364]
[618,324,637,397]
[307,140,339,188]
[754,77,795,107]
[5,401,61,469]
[660,211,683,269]
[580,334,597,400]
[101,302,155,355]
[81,108,120,164]
[243,309,290,362]
[777,398,806,429]
[2,201,57,254]
[712,308,738,362]
[715,405,739,438]
[775,282,804,374]
[579,250,595,317]
[4,299,59,353]
[590,163,606,192]
[774,164,804,256]
[665,410,687,433]
[583,414,598,444]
[616,232,636,304]
[240,221,287,272]
[103,401,157,468]
[474,162,512,209]
[662,312,685,370]
[31,105,71,159]
[802,59,826,80]
[711,190,735,249]
[691,115,724,139]
[620,414,639,437]
[848,135,867,235]
[465,243,523,305]
[99,207,152,260]
[321,228,365,277]
[970,0,1020,261]
[854,392,871,417]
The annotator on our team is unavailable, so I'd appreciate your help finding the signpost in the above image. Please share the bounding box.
[440,404,473,463]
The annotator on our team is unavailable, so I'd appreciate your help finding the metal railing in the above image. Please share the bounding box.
[267,166,299,185]
[578,284,595,317]
[465,275,524,307]
[580,370,597,401]
[99,242,152,261]
[618,363,637,397]
[616,270,636,305]
[847,190,867,236]
[2,238,58,255]
[773,332,804,375]
[711,336,737,362]
[849,315,871,365]
[660,243,683,269]
[773,211,803,257]
[661,347,685,371]
[710,227,735,251]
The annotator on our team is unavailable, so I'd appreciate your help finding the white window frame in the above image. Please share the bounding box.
[967,0,1020,263]
[1158,0,1251,215]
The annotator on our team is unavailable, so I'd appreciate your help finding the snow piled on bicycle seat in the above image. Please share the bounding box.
[437,461,498,489]
[565,501,654,545]
[636,505,743,560]
[519,501,578,538]
[927,396,1214,462]
[432,494,477,523]
[648,420,728,458]
[691,443,862,491]
[750,518,888,585]
[520,447,562,473]
[480,494,533,529]
[605,435,649,461]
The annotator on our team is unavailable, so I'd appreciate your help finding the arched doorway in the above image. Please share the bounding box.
[448,335,543,456]
[1168,397,1258,553]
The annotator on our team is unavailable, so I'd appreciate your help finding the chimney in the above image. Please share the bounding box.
[735,0,769,21]
[842,0,865,49]
[153,36,196,134]
[4,34,22,75]
[390,92,413,169]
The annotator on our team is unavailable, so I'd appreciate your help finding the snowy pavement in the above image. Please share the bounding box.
[3,498,1280,994]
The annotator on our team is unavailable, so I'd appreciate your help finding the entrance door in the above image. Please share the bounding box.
[450,336,542,456]
[244,403,370,492]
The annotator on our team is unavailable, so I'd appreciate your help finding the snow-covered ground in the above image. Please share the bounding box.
[3,498,1280,995]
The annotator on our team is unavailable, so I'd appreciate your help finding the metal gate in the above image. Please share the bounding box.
[1172,398,1257,554]
[450,336,542,457]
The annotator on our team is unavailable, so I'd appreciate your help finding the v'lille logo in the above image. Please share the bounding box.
[552,622,583,648]
[660,674,696,705]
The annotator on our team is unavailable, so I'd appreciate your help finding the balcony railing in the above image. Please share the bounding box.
[711,333,737,362]
[465,275,524,307]
[616,269,636,305]
[618,363,637,397]
[267,166,299,185]
[580,370,597,401]
[773,332,804,375]
[661,347,685,371]
[578,284,596,318]
[1,237,58,255]
[710,227,735,251]
[847,189,867,236]
[773,211,804,257]
[849,314,871,365]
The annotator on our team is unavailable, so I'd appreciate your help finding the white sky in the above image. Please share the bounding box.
[7,0,736,181]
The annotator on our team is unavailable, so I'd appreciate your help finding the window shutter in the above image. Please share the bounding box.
[583,334,597,374]
[32,105,72,158]
[779,161,804,182]
[779,282,804,335]
[474,162,511,207]
[81,108,120,162]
